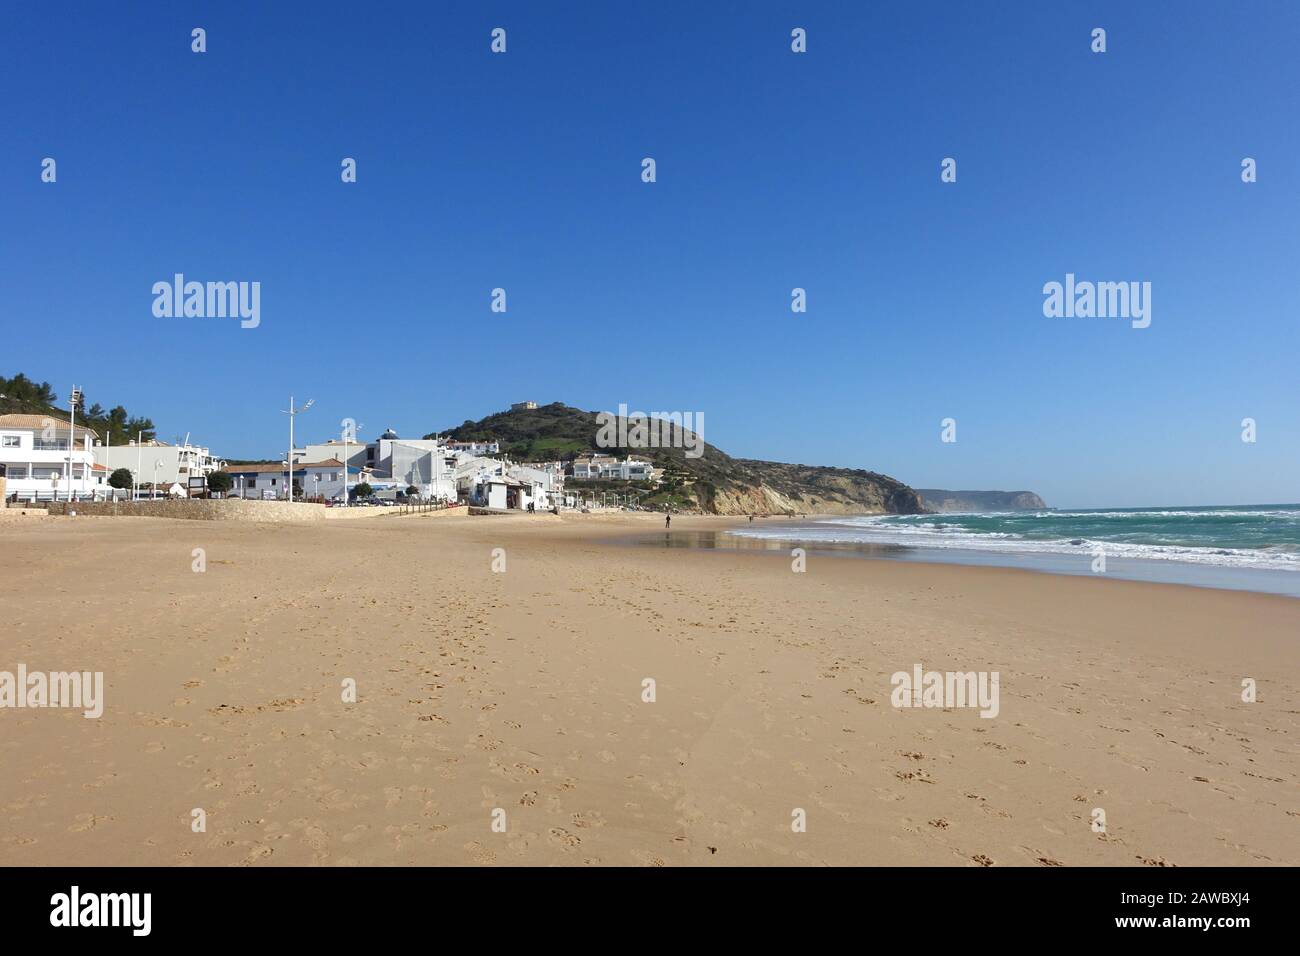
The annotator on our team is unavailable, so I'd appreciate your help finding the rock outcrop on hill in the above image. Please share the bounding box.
[916,489,1047,513]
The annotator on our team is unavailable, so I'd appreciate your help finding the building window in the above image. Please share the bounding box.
[2,435,20,448]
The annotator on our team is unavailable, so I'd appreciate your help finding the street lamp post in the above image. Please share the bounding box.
[153,459,164,499]
[133,430,143,501]
[65,386,83,502]
[343,422,363,506]
[281,396,314,503]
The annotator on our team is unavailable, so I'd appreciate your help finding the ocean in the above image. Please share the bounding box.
[719,504,1300,597]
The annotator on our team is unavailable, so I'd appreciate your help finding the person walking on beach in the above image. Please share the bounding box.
[665,513,671,529]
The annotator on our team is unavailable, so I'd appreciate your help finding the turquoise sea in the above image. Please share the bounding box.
[721,504,1300,596]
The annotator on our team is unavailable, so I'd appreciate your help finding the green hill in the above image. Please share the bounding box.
[428,402,923,516]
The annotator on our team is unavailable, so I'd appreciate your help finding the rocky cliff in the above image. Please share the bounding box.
[724,460,924,515]
[916,489,1047,513]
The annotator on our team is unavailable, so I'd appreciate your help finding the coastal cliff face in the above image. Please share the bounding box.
[916,489,1047,513]
[719,461,925,516]
[436,403,926,516]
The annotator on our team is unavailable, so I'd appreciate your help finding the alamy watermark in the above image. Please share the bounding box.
[50,886,150,936]
[152,274,260,329]
[890,663,999,718]
[1,664,104,718]
[595,403,704,458]
[1043,273,1150,329]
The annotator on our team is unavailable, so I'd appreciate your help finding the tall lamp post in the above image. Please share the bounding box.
[343,421,363,506]
[65,385,83,502]
[133,430,143,501]
[281,396,314,503]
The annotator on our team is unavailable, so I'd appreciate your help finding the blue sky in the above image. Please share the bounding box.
[3,1,1296,508]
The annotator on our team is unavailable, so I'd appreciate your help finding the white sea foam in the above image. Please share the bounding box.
[727,513,1300,572]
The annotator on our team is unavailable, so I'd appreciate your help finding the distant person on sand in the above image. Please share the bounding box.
[749,515,754,522]
[665,514,671,529]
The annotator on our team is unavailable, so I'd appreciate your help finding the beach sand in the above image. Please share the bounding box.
[1,512,1296,866]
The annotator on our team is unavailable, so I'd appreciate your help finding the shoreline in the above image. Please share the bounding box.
[539,510,1300,599]
[2,512,1296,866]
[669,513,1300,599]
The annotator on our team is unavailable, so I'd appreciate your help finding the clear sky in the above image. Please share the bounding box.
[3,1,1297,508]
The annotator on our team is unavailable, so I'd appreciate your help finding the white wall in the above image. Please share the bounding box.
[1,427,99,496]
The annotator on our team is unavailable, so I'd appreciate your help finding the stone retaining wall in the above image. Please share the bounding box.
[39,499,470,523]
[43,499,328,522]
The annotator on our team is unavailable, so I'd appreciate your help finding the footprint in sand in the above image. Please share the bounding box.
[68,813,112,832]
[895,769,934,784]
[239,844,274,865]
[548,827,581,850]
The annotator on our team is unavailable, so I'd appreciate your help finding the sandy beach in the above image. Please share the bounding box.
[1,512,1296,867]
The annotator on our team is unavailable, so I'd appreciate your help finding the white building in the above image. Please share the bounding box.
[458,456,561,511]
[224,459,380,501]
[385,441,460,502]
[298,438,367,470]
[303,428,461,479]
[0,413,109,501]
[302,429,502,502]
[444,439,501,456]
[570,455,656,481]
[297,429,510,503]
[510,463,563,508]
[222,462,293,499]
[93,437,225,489]
[295,459,349,501]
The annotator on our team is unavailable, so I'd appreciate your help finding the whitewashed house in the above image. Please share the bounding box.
[457,456,560,511]
[222,462,292,499]
[570,455,656,481]
[0,414,105,501]
[444,439,501,456]
[224,459,378,500]
[295,458,350,501]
